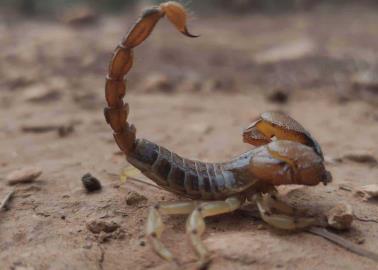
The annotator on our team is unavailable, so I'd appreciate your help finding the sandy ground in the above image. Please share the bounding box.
[1,3,378,270]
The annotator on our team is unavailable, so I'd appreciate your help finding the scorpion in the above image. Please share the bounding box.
[104,1,333,265]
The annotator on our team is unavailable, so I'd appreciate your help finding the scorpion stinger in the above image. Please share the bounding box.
[104,1,332,267]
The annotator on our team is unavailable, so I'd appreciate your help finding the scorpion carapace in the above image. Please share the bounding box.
[104,1,332,265]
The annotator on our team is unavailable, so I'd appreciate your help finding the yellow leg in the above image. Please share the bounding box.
[186,197,242,264]
[146,201,197,262]
[256,193,314,230]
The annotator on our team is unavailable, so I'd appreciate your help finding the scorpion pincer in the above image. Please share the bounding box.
[104,1,332,265]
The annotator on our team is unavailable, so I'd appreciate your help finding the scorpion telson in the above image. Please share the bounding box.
[104,1,332,265]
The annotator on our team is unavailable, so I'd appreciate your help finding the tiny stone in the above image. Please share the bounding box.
[86,220,119,234]
[267,89,289,104]
[83,242,93,249]
[326,203,353,230]
[57,125,74,137]
[142,73,173,93]
[62,6,98,26]
[338,184,353,192]
[98,231,111,243]
[355,184,378,200]
[112,184,120,189]
[111,228,125,240]
[257,224,265,230]
[356,238,365,245]
[126,191,147,206]
[11,265,35,270]
[342,152,377,166]
[352,70,378,91]
[81,173,102,192]
[23,85,60,103]
[6,166,42,185]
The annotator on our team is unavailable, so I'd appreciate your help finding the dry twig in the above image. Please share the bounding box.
[238,209,378,263]
[308,227,378,263]
[0,190,15,211]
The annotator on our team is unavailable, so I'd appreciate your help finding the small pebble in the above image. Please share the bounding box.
[355,184,378,201]
[98,231,111,243]
[82,242,93,249]
[23,85,60,103]
[126,191,147,206]
[86,220,119,234]
[338,183,353,192]
[356,237,365,245]
[62,6,98,26]
[81,173,102,192]
[142,73,173,93]
[342,152,377,166]
[326,203,353,230]
[267,89,289,104]
[112,184,120,189]
[352,70,378,91]
[257,224,266,230]
[6,166,42,185]
[11,265,35,270]
[57,125,74,137]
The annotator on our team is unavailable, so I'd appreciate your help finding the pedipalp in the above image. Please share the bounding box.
[243,111,324,158]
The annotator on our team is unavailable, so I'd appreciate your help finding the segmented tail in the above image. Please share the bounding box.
[104,2,197,154]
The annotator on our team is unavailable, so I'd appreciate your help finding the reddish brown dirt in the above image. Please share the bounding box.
[1,4,378,270]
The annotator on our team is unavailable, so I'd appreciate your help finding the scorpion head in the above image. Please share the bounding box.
[249,140,332,186]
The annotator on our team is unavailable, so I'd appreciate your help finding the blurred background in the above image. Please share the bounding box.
[1,0,378,104]
[1,1,378,269]
[2,0,378,15]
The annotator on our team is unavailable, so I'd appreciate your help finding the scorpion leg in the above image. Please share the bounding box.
[256,193,315,230]
[261,187,296,215]
[186,197,242,264]
[146,201,197,262]
[268,193,296,216]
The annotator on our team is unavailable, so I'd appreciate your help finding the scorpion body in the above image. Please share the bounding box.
[127,138,326,201]
[104,1,332,265]
[128,139,257,200]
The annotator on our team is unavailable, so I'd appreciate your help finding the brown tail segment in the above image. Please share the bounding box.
[104,2,197,155]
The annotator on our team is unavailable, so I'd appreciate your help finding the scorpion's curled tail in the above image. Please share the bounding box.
[104,1,197,154]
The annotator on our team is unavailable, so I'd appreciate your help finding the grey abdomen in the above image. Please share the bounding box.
[127,139,241,200]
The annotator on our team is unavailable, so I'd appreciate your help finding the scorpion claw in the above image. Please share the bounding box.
[250,140,331,186]
[243,123,271,146]
[243,111,323,159]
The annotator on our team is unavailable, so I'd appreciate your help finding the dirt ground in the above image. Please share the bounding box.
[1,3,378,270]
